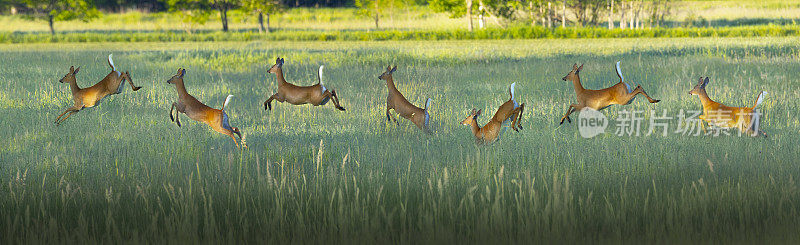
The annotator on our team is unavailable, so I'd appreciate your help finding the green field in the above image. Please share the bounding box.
[1,38,799,243]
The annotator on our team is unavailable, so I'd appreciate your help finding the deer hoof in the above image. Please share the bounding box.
[337,106,346,111]
[133,86,142,91]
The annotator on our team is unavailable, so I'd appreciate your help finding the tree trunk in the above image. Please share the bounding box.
[266,13,271,33]
[258,12,264,33]
[619,1,626,29]
[220,8,229,32]
[547,2,552,27]
[48,14,55,35]
[561,0,566,27]
[374,14,379,29]
[608,0,614,29]
[466,0,473,31]
[529,1,535,26]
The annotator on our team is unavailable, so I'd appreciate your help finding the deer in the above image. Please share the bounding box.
[689,77,767,137]
[377,65,433,133]
[167,68,243,147]
[460,83,525,144]
[54,54,142,125]
[559,61,660,125]
[263,57,345,111]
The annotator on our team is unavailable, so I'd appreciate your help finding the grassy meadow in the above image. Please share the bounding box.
[0,37,799,243]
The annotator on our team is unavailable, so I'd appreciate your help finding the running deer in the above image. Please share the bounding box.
[264,58,345,111]
[54,54,142,125]
[460,83,525,144]
[559,61,660,124]
[167,68,243,147]
[689,77,767,137]
[378,65,432,133]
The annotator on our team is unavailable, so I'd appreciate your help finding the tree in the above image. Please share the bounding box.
[167,0,212,33]
[354,0,382,29]
[14,0,100,35]
[167,0,240,32]
[211,0,239,32]
[244,0,281,33]
[428,0,475,31]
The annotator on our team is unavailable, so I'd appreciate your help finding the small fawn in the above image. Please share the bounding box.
[378,65,432,133]
[167,68,242,147]
[559,61,659,124]
[264,58,345,111]
[54,54,142,125]
[460,83,525,144]
[689,77,767,137]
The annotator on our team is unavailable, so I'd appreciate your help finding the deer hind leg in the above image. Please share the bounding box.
[511,103,525,131]
[329,89,345,111]
[623,86,660,104]
[560,104,580,125]
[125,73,142,91]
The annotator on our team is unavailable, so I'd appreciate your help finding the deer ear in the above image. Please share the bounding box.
[69,66,75,73]
[386,65,391,71]
[74,67,80,74]
[572,63,578,70]
[577,64,584,72]
[391,66,397,73]
[702,77,710,87]
[179,68,186,77]
[476,109,482,117]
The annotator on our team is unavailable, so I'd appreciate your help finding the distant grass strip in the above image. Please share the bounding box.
[0,25,798,43]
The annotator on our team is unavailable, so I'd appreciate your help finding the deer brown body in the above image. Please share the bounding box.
[689,77,767,137]
[460,83,525,144]
[167,68,242,147]
[54,54,142,125]
[264,58,345,111]
[378,66,432,133]
[559,61,659,124]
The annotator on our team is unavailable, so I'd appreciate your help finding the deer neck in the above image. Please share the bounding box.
[695,89,716,111]
[386,76,399,94]
[469,119,481,137]
[175,79,189,98]
[570,76,585,93]
[275,69,287,84]
[69,79,80,94]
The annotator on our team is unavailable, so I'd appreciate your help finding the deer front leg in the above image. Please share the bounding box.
[170,102,181,127]
[56,108,81,126]
[264,93,283,110]
[386,108,399,125]
[560,104,579,125]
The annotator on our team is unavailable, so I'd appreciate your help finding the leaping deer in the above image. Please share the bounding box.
[378,65,433,133]
[559,61,660,124]
[167,68,243,147]
[689,77,767,137]
[460,83,525,144]
[54,54,142,125]
[264,58,345,111]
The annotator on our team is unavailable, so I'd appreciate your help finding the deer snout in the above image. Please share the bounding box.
[561,76,567,81]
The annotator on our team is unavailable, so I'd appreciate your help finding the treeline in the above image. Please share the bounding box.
[0,0,681,35]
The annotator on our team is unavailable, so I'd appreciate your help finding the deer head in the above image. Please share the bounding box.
[59,66,79,84]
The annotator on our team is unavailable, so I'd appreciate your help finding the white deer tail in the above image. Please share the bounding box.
[108,54,116,71]
[615,61,624,83]
[318,65,324,85]
[509,82,516,101]
[753,91,767,108]
[222,94,234,111]
[424,98,432,129]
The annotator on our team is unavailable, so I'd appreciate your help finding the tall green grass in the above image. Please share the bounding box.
[1,38,799,243]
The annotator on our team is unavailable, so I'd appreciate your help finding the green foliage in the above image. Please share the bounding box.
[167,0,213,32]
[0,24,798,43]
[14,0,100,33]
[429,0,468,18]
